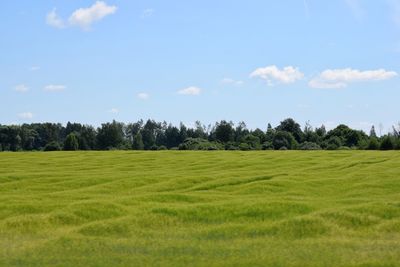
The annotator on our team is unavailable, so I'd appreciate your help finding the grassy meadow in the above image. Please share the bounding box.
[1,151,400,267]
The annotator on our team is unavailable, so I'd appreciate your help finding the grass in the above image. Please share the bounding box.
[0,151,400,267]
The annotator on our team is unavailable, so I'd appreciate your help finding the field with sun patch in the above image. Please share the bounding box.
[1,151,400,267]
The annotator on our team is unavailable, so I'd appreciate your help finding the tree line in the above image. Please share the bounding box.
[0,118,399,151]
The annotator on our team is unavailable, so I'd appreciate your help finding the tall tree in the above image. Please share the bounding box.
[214,120,234,143]
[64,132,79,151]
[132,132,144,150]
[276,118,303,143]
[96,120,124,149]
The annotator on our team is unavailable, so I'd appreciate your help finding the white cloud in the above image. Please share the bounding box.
[137,92,150,100]
[18,112,33,119]
[141,8,154,18]
[14,84,29,93]
[46,8,65,28]
[250,65,304,85]
[47,2,117,30]
[221,78,244,86]
[44,84,66,92]
[108,108,119,114]
[68,1,117,30]
[30,66,40,71]
[309,68,398,88]
[178,86,201,95]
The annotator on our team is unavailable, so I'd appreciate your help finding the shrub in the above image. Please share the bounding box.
[44,142,61,151]
[380,136,394,150]
[261,142,274,150]
[326,136,342,150]
[157,145,167,150]
[273,131,297,150]
[239,143,250,151]
[179,138,223,150]
[299,142,321,150]
[367,138,380,150]
[225,143,239,150]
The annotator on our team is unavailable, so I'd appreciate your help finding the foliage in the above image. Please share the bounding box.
[273,131,297,150]
[179,138,223,150]
[64,133,79,151]
[132,132,144,150]
[380,135,395,150]
[0,119,399,151]
[43,141,61,151]
[299,142,321,150]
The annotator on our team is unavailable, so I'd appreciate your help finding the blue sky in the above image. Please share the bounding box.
[1,0,399,133]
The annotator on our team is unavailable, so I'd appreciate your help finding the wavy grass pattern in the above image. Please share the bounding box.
[0,151,400,266]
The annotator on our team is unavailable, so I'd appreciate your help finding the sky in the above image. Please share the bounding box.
[1,0,400,133]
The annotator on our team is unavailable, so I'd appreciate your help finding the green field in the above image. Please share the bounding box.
[1,151,400,267]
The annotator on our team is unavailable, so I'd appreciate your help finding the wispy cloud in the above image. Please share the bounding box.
[44,84,66,92]
[46,1,117,30]
[178,86,201,95]
[141,8,154,18]
[14,84,29,93]
[18,112,33,119]
[309,68,398,88]
[137,92,150,100]
[30,66,40,71]
[46,8,65,28]
[221,78,244,86]
[250,65,304,85]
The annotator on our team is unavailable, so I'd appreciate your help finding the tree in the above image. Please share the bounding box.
[273,131,297,150]
[234,121,249,142]
[380,136,394,150]
[96,120,124,149]
[276,118,303,143]
[369,126,377,138]
[265,123,275,143]
[242,134,261,150]
[64,133,79,151]
[132,132,144,150]
[325,124,366,148]
[79,125,97,150]
[214,120,234,143]
[164,125,181,148]
[326,136,342,150]
[367,138,380,150]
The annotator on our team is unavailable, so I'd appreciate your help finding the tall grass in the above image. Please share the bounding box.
[0,151,399,266]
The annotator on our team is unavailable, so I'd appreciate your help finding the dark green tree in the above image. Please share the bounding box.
[96,120,124,149]
[214,120,234,143]
[273,131,297,150]
[44,141,61,151]
[276,118,303,143]
[64,132,79,151]
[380,136,394,150]
[132,132,144,150]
